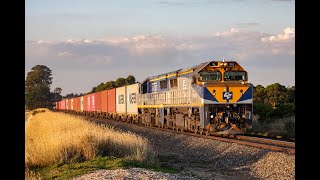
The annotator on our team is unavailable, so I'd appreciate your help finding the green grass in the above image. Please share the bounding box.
[27,156,176,180]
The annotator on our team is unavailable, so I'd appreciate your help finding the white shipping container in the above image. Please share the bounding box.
[80,96,84,112]
[66,99,69,110]
[126,83,139,114]
[116,86,127,114]
[71,99,74,110]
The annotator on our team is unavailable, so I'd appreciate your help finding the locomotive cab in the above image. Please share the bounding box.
[196,61,253,134]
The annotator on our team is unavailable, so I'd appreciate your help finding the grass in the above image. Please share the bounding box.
[246,116,295,140]
[26,156,175,180]
[25,108,175,179]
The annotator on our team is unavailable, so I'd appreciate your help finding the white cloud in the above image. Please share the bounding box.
[261,27,295,42]
[176,43,206,50]
[36,40,51,44]
[214,28,240,37]
[58,51,73,56]
[83,39,92,43]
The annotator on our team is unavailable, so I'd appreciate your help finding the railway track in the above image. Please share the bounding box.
[145,126,295,154]
[80,114,295,154]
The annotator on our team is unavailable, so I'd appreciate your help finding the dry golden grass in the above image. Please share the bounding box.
[32,108,50,112]
[25,166,41,180]
[25,111,32,122]
[25,109,156,167]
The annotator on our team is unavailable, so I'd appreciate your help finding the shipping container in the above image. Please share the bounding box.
[55,102,59,110]
[116,86,126,113]
[101,90,108,112]
[67,98,72,110]
[61,99,66,110]
[126,83,139,114]
[66,99,69,110]
[72,98,76,111]
[73,97,81,112]
[71,98,74,110]
[83,95,89,111]
[80,96,84,112]
[88,93,95,112]
[89,94,93,111]
[107,89,116,112]
[69,98,72,110]
[94,92,102,112]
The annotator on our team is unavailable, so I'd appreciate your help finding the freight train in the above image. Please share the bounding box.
[55,60,253,135]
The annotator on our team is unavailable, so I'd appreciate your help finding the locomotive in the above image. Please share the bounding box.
[56,60,253,135]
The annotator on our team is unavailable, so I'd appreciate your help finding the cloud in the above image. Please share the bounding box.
[26,27,295,63]
[261,27,295,42]
[58,51,73,56]
[26,27,295,94]
[260,27,295,56]
[213,28,240,37]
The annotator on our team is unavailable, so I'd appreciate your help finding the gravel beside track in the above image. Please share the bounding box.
[72,168,199,180]
[74,117,295,180]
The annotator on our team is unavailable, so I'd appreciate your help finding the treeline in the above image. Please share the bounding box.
[252,83,295,123]
[63,75,136,98]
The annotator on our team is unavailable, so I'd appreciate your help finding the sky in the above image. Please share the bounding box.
[25,0,295,96]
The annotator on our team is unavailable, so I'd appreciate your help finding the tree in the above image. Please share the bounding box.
[95,82,107,92]
[25,65,53,110]
[265,83,288,107]
[90,87,97,93]
[115,78,126,87]
[286,86,295,104]
[64,93,75,98]
[253,85,267,104]
[126,75,136,85]
[253,103,273,122]
[53,87,62,102]
[54,87,62,94]
[105,81,116,89]
[268,103,295,120]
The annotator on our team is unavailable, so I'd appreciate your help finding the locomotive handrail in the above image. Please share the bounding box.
[138,89,200,105]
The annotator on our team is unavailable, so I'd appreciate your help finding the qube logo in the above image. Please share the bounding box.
[223,92,233,100]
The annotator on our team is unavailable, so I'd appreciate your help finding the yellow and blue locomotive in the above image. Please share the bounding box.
[138,60,253,135]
